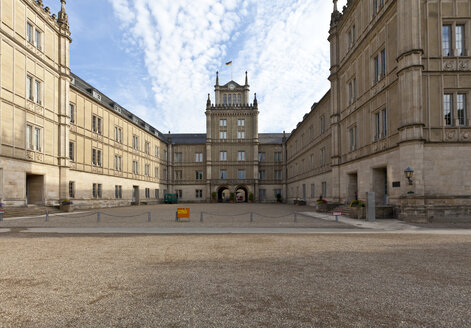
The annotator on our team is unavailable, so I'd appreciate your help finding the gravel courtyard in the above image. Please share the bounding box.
[1,232,470,327]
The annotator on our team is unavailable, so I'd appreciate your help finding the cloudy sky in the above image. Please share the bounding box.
[49,0,347,133]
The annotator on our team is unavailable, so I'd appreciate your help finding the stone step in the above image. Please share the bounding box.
[1,206,61,218]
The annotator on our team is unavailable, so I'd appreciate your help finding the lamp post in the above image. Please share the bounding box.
[404,167,414,185]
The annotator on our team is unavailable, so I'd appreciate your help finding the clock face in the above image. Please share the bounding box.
[228,83,235,90]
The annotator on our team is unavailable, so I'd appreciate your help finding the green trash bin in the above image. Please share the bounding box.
[164,193,178,204]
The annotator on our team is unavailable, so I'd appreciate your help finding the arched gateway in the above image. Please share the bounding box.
[217,186,231,202]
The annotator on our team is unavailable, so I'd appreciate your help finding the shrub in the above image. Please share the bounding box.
[248,193,254,201]
[211,192,217,200]
[229,192,235,201]
[349,200,365,208]
[60,199,73,205]
[276,193,282,202]
[316,196,327,204]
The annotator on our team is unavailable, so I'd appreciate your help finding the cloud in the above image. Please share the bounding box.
[107,0,348,133]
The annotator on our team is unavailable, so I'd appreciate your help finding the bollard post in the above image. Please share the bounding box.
[294,212,297,223]
[175,211,178,222]
[97,212,101,223]
[147,212,151,222]
[200,212,203,222]
[250,212,253,222]
[45,210,49,222]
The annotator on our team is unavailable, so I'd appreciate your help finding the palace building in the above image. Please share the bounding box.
[0,0,470,222]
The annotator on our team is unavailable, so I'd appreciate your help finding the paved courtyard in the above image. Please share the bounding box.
[1,204,470,327]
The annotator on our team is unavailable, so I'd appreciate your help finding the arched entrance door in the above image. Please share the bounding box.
[235,186,248,203]
[217,186,231,202]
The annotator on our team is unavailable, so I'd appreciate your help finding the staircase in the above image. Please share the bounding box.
[1,205,62,219]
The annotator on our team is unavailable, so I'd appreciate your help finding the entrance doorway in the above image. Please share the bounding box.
[235,186,248,203]
[347,172,358,203]
[132,186,139,205]
[26,174,44,205]
[373,167,388,205]
[217,187,230,202]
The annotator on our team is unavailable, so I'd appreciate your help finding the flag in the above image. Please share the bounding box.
[225,61,232,66]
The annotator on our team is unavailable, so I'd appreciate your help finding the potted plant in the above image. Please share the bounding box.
[349,200,366,220]
[229,192,235,203]
[316,196,328,212]
[211,192,217,203]
[248,192,254,203]
[60,199,73,212]
[276,193,282,203]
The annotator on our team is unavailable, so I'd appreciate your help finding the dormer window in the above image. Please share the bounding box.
[92,90,102,101]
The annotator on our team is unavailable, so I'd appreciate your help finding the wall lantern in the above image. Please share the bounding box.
[404,167,414,185]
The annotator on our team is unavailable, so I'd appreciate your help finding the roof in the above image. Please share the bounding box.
[167,134,207,145]
[259,133,289,144]
[70,73,167,142]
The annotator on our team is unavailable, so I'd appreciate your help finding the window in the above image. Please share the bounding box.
[258,152,266,162]
[132,135,139,150]
[175,170,183,180]
[322,182,327,197]
[155,146,159,158]
[220,151,227,161]
[349,125,358,152]
[175,152,182,162]
[348,78,357,105]
[176,190,183,199]
[309,126,314,140]
[238,151,245,161]
[259,189,266,201]
[93,183,102,199]
[237,131,245,139]
[145,142,150,154]
[145,188,150,199]
[69,104,75,124]
[132,160,139,174]
[274,152,282,162]
[444,93,467,126]
[374,49,386,83]
[258,170,266,180]
[114,155,122,171]
[223,94,227,105]
[220,169,227,179]
[310,154,314,169]
[310,184,315,198]
[69,142,75,161]
[195,153,203,162]
[456,25,465,56]
[35,28,41,50]
[145,164,150,176]
[163,168,167,180]
[348,24,356,50]
[195,189,203,199]
[238,169,246,179]
[320,116,326,134]
[114,126,122,143]
[373,0,384,16]
[219,131,227,139]
[69,181,75,198]
[443,25,452,56]
[220,119,227,127]
[27,22,33,43]
[443,24,466,57]
[275,170,282,180]
[155,166,159,178]
[164,150,168,160]
[237,119,245,126]
[92,90,102,101]
[26,126,41,151]
[155,189,160,199]
[195,170,203,180]
[321,147,326,167]
[26,76,41,104]
[92,149,102,167]
[115,185,122,199]
[92,115,102,134]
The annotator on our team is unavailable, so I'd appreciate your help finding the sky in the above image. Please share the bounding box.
[48,0,348,134]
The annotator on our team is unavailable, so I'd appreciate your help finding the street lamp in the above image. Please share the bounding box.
[404,167,414,185]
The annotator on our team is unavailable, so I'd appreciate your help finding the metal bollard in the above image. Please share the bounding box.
[97,212,101,223]
[147,212,151,222]
[175,211,178,222]
[250,212,253,222]
[200,212,203,222]
[294,212,297,223]
[45,210,49,222]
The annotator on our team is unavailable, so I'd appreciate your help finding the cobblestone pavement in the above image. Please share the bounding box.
[0,233,470,327]
[0,203,356,229]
